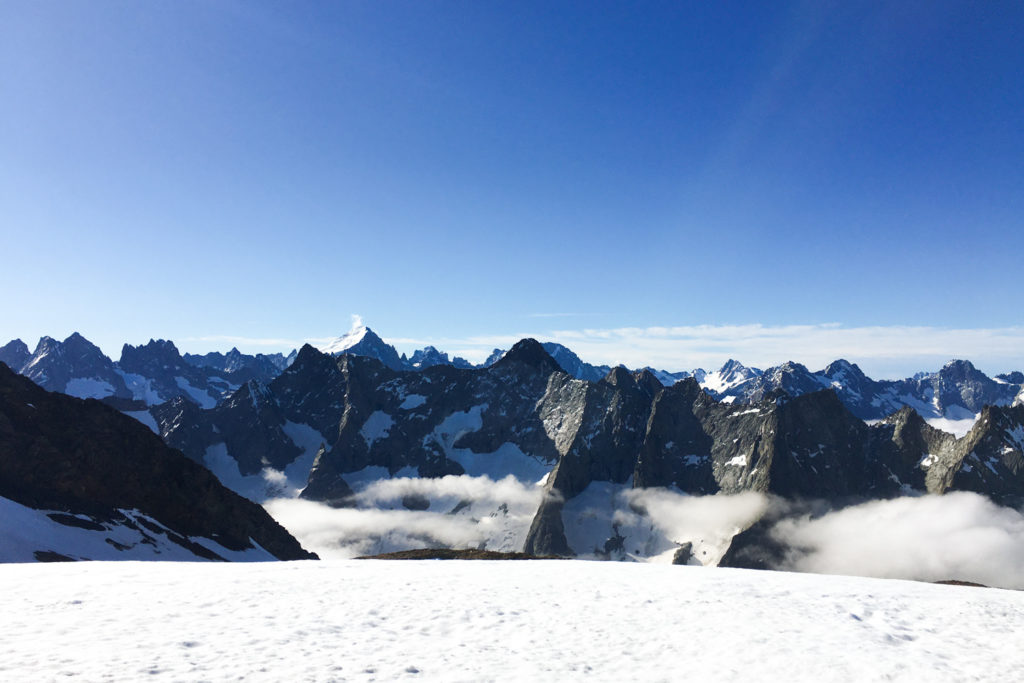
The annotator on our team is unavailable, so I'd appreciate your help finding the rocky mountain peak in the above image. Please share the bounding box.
[0,339,30,372]
[493,338,561,374]
[32,336,60,356]
[408,345,450,369]
[939,359,982,379]
[719,359,753,377]
[282,344,338,379]
[633,368,665,396]
[483,348,506,366]
[602,366,635,388]
[120,339,183,367]
[823,358,867,381]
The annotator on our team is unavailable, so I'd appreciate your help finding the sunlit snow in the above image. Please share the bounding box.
[3,560,1023,681]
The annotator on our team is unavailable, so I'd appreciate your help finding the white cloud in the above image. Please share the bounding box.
[770,492,1024,590]
[389,324,1024,379]
[621,489,772,544]
[187,323,1024,379]
[264,475,545,559]
[543,324,1024,378]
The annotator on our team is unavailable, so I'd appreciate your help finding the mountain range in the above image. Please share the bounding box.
[3,323,1024,565]
[5,324,1021,425]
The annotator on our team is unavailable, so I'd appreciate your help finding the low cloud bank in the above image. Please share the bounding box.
[268,472,1024,590]
[356,474,544,508]
[621,488,771,542]
[265,474,544,559]
[770,492,1024,589]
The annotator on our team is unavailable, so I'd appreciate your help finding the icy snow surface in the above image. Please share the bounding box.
[360,411,395,446]
[64,377,116,400]
[173,376,216,409]
[2,560,1023,682]
[116,370,164,405]
[399,394,427,410]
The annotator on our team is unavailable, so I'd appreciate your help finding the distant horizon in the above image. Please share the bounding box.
[6,316,1024,382]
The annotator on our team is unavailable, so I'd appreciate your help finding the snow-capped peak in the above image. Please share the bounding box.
[701,359,761,395]
[320,324,369,355]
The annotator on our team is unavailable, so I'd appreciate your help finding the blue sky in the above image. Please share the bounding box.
[2,2,1022,377]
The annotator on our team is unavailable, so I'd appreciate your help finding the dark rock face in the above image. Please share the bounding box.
[0,363,315,561]
[0,340,30,373]
[407,346,473,370]
[183,347,292,383]
[672,542,694,565]
[304,338,566,487]
[119,339,231,407]
[923,404,1024,504]
[997,371,1024,385]
[924,360,1017,414]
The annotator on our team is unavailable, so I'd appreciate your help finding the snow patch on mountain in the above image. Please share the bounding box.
[115,370,165,405]
[0,496,275,563]
[360,411,395,447]
[174,377,216,409]
[63,378,116,400]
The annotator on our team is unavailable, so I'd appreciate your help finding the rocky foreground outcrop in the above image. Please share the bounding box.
[0,362,315,562]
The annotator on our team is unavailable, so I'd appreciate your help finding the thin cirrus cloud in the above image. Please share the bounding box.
[186,323,1024,379]
[550,324,1024,377]
[389,324,1024,378]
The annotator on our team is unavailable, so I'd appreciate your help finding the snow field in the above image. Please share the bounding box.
[2,560,1023,682]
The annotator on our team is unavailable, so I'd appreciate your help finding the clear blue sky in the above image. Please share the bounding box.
[2,2,1022,376]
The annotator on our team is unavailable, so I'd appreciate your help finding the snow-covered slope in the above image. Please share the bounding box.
[2,560,1022,682]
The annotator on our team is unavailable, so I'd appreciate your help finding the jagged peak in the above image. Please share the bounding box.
[882,405,924,426]
[483,348,506,366]
[1,338,29,354]
[716,358,761,379]
[824,358,866,378]
[320,321,382,355]
[719,358,745,373]
[493,338,560,373]
[34,335,59,351]
[602,365,635,388]
[937,359,983,378]
[288,343,334,370]
[239,379,275,410]
[774,360,810,374]
[633,368,664,395]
